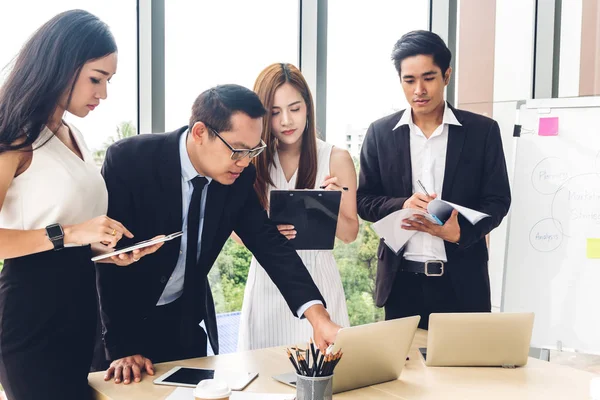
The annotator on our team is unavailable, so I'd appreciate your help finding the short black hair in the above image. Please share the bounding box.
[189,84,266,135]
[391,30,452,76]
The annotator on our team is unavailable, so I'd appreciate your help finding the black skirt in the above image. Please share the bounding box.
[0,246,97,400]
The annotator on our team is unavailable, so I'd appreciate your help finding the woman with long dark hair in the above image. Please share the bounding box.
[0,10,160,399]
[237,63,359,350]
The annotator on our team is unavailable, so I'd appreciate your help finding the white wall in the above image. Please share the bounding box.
[493,0,536,102]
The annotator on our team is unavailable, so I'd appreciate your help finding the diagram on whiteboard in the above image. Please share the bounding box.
[529,161,600,252]
[503,99,600,355]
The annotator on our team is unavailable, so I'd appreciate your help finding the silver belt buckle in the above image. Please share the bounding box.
[425,260,444,277]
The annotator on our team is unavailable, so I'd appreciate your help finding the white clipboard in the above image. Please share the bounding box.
[91,231,183,262]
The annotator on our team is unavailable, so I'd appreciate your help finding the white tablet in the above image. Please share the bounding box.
[153,366,258,390]
[91,231,183,262]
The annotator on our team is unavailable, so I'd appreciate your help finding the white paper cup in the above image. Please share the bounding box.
[193,379,232,400]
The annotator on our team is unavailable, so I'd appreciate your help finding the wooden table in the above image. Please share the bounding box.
[88,330,596,399]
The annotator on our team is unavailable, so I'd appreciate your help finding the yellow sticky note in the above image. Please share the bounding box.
[586,239,600,258]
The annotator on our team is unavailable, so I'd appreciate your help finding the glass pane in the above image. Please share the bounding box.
[455,0,535,114]
[558,0,600,97]
[0,1,138,165]
[165,0,299,131]
[326,0,428,155]
[326,0,428,326]
[165,0,299,354]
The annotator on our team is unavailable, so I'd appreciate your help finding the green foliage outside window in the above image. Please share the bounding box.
[210,219,383,326]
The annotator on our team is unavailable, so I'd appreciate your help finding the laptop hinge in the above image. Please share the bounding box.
[501,364,516,369]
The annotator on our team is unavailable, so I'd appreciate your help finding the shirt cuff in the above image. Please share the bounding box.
[297,300,323,318]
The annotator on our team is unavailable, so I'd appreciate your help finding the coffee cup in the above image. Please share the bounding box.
[193,379,232,400]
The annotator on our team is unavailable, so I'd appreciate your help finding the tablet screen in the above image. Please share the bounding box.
[162,368,215,385]
[91,231,182,262]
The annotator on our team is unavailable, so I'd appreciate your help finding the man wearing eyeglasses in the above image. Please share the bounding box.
[95,84,340,384]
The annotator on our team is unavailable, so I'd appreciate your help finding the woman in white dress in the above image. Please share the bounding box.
[237,63,359,350]
[0,11,162,399]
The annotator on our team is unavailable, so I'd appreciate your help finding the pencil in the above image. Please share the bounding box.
[298,354,310,376]
[286,349,300,374]
[316,353,325,376]
[305,347,310,375]
[309,338,317,368]
[331,352,343,374]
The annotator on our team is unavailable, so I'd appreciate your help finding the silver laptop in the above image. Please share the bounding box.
[273,315,420,394]
[421,312,535,367]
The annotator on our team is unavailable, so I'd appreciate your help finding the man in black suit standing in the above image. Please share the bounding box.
[357,31,511,330]
[97,84,340,384]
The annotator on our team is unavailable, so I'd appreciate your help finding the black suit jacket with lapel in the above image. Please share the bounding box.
[357,104,511,310]
[97,126,325,360]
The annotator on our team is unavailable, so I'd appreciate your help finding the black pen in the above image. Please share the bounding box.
[319,186,349,191]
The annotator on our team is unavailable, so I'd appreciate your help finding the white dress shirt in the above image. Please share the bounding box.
[158,131,319,318]
[156,131,212,305]
[393,102,462,262]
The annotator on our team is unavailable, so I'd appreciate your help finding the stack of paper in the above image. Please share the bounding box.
[371,201,490,254]
[165,387,295,400]
[372,209,437,254]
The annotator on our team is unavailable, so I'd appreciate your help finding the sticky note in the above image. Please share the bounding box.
[538,117,559,136]
[586,239,600,258]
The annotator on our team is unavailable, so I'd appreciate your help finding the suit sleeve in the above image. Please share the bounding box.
[234,178,325,317]
[357,123,408,222]
[458,121,511,249]
[97,142,143,360]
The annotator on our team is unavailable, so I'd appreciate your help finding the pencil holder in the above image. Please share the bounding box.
[296,373,333,400]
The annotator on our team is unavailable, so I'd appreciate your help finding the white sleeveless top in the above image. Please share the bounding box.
[0,123,108,231]
[237,138,351,351]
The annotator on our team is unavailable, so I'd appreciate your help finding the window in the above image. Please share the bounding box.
[165,0,299,131]
[453,0,535,116]
[0,1,138,166]
[558,0,600,97]
[165,0,300,354]
[327,0,428,327]
[326,0,428,149]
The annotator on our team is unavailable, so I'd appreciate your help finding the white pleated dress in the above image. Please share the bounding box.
[237,139,350,351]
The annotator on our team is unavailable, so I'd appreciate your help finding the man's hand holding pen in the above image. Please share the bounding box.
[401,180,461,243]
[402,192,437,212]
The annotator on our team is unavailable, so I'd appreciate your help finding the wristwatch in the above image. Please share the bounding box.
[45,223,64,251]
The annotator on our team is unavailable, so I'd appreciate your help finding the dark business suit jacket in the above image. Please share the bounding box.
[357,104,511,310]
[97,126,325,360]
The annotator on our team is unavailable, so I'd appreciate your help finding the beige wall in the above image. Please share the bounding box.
[579,0,600,96]
[456,0,496,116]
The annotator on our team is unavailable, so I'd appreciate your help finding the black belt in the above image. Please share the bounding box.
[400,259,445,276]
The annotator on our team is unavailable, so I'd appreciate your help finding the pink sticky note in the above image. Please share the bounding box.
[538,117,559,136]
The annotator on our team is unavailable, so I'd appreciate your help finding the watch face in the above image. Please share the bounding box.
[46,224,64,238]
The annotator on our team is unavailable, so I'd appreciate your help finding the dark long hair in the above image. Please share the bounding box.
[0,9,117,154]
[252,63,318,210]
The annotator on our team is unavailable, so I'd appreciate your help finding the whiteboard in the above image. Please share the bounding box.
[502,97,600,354]
[488,101,522,309]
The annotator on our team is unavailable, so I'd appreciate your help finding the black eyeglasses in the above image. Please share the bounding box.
[206,125,267,161]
